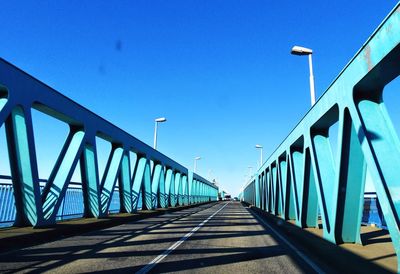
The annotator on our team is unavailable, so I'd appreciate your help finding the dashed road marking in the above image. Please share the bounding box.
[136,202,230,274]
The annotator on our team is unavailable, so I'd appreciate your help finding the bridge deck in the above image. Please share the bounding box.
[0,202,395,273]
[0,202,319,273]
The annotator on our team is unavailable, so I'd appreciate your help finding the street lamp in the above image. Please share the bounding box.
[153,117,167,149]
[194,156,201,173]
[255,144,263,168]
[291,45,316,106]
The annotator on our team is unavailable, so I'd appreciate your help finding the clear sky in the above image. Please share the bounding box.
[0,1,399,196]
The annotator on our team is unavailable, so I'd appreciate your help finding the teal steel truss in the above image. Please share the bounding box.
[0,59,218,228]
[243,3,400,271]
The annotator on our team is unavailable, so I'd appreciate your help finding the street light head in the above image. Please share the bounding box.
[195,156,201,160]
[155,117,167,123]
[291,46,313,55]
[255,144,263,149]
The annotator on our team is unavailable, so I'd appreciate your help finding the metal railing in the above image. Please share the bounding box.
[241,3,400,271]
[362,192,387,229]
[0,52,218,228]
[0,182,15,226]
[0,175,126,227]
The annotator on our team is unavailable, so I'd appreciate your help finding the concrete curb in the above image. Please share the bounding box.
[245,203,393,274]
[0,202,217,253]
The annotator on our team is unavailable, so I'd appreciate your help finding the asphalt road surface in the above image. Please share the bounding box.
[0,202,325,273]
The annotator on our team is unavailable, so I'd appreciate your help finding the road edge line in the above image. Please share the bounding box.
[249,206,325,274]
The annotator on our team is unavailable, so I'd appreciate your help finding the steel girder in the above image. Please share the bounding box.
[0,59,218,228]
[242,3,400,270]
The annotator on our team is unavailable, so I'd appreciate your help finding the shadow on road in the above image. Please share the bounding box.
[0,202,312,273]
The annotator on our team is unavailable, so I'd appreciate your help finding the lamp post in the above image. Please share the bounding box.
[153,117,167,149]
[194,156,201,173]
[255,144,263,168]
[291,46,316,106]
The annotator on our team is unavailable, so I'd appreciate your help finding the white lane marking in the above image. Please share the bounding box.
[251,209,325,274]
[136,202,230,274]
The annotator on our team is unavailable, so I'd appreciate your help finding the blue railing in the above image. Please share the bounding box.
[0,182,15,226]
[242,3,400,271]
[0,50,218,228]
[0,176,130,227]
[362,193,387,230]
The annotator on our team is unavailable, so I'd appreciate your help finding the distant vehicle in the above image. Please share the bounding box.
[233,197,239,201]
[224,195,231,200]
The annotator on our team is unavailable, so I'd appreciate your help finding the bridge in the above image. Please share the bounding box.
[0,2,400,274]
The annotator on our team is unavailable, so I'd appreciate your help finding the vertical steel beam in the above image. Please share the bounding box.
[164,169,174,207]
[285,154,296,220]
[181,175,188,205]
[301,148,318,228]
[277,157,286,218]
[81,141,101,217]
[6,107,43,226]
[118,150,133,213]
[254,174,260,208]
[335,109,366,244]
[151,164,162,209]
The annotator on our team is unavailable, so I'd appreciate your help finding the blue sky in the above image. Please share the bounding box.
[0,1,399,196]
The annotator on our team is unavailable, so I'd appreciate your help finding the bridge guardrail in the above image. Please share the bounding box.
[242,3,400,271]
[0,177,122,227]
[0,58,218,228]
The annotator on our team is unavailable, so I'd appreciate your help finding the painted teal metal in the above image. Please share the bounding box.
[0,59,218,228]
[242,3,400,271]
